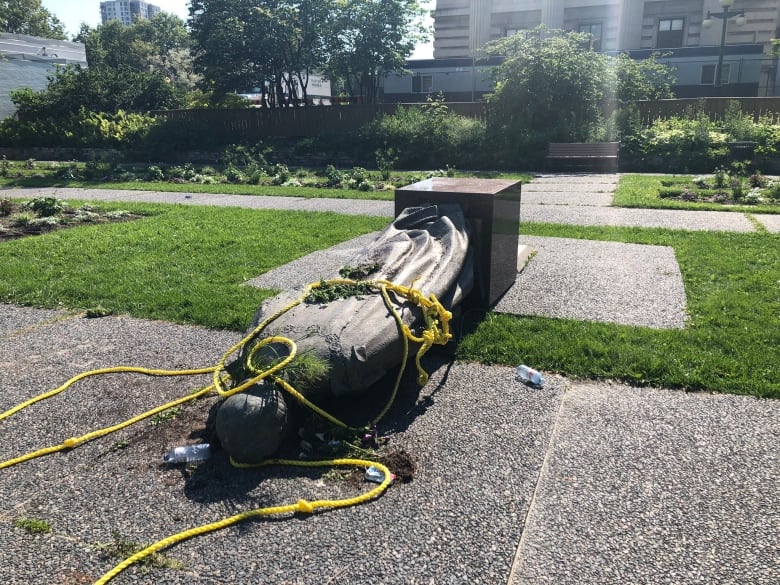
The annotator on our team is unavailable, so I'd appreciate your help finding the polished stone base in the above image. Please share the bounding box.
[395,178,522,308]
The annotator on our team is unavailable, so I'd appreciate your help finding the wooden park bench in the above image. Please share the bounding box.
[545,142,619,172]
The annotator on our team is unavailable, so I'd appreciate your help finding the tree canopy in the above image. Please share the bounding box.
[189,0,427,105]
[12,15,195,120]
[0,0,66,39]
[326,0,426,104]
[483,28,676,160]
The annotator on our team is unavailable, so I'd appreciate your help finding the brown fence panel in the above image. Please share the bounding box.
[636,97,780,123]
[151,102,487,139]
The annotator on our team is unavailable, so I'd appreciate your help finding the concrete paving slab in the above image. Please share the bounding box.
[494,236,687,329]
[531,174,620,184]
[521,204,757,232]
[247,234,688,329]
[521,189,613,207]
[0,307,563,584]
[494,236,688,329]
[509,381,780,585]
[753,213,780,233]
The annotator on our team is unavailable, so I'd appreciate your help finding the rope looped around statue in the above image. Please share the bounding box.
[0,277,452,584]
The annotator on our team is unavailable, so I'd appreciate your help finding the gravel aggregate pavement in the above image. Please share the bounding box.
[753,213,780,233]
[0,308,563,584]
[494,236,688,328]
[509,382,780,585]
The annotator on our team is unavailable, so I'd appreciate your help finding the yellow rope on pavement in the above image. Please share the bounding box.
[0,276,453,583]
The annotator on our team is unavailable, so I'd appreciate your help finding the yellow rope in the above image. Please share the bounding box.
[93,459,393,585]
[0,276,453,583]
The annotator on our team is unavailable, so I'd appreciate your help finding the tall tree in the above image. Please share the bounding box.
[0,0,66,39]
[189,0,335,107]
[484,28,614,151]
[327,0,426,104]
[13,14,195,120]
[76,14,197,92]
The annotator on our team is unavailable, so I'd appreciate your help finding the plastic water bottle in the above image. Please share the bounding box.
[364,466,386,483]
[163,443,212,464]
[516,365,545,386]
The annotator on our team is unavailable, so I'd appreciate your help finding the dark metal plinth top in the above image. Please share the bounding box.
[397,177,521,196]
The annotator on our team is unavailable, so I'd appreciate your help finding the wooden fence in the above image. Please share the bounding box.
[152,102,488,139]
[636,97,780,123]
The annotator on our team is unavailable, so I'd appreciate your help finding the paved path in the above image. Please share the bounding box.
[0,175,778,584]
[3,179,779,232]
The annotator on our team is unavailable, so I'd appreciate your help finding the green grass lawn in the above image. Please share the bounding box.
[0,201,388,330]
[1,176,778,398]
[458,222,780,399]
[615,174,780,214]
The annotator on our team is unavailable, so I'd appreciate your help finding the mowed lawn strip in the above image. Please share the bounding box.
[614,173,780,214]
[0,201,388,330]
[458,222,780,398]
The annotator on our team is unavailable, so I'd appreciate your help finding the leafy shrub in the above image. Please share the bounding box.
[221,144,270,168]
[26,197,65,217]
[269,164,291,185]
[166,164,197,181]
[0,198,12,216]
[765,180,780,201]
[144,165,165,181]
[224,164,246,184]
[362,96,486,169]
[12,212,35,226]
[324,165,344,187]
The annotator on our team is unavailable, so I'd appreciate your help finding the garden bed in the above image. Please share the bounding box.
[658,170,780,207]
[0,196,141,242]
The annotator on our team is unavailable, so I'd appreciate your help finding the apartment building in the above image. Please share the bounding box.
[100,1,161,26]
[386,0,780,99]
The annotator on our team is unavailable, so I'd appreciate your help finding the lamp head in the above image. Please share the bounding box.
[702,17,713,30]
[735,14,747,26]
[719,0,733,7]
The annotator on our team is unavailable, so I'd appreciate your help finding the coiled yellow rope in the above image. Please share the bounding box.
[0,277,452,583]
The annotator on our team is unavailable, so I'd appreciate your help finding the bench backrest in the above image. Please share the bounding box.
[548,142,619,157]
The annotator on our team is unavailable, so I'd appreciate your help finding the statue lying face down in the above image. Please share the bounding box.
[216,204,474,463]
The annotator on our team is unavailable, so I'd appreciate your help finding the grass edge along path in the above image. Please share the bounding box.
[457,222,780,399]
[0,201,388,331]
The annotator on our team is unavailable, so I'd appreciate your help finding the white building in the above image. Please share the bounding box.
[100,1,161,26]
[0,33,87,119]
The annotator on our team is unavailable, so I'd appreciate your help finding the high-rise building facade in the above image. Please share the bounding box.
[429,0,780,96]
[100,1,161,26]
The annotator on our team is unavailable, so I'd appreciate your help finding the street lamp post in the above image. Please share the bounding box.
[702,0,747,88]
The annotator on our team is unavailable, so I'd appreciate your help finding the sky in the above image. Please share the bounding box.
[41,0,435,59]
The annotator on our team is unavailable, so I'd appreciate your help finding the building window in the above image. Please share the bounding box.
[701,64,730,85]
[657,18,684,48]
[578,23,602,51]
[412,74,433,94]
[506,28,518,37]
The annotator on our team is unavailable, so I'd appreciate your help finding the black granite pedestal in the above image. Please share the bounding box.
[395,177,522,308]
